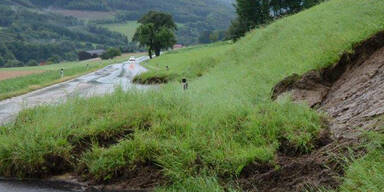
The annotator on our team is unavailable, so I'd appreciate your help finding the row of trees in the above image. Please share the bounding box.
[228,0,324,41]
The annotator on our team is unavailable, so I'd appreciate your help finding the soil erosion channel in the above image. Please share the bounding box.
[238,32,384,192]
[0,56,150,125]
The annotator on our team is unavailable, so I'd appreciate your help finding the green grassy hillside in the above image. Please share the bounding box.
[0,0,384,191]
[101,21,139,39]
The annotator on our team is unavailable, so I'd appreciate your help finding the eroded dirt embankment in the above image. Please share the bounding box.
[239,31,384,191]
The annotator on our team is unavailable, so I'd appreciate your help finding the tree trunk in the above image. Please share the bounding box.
[155,48,161,57]
[148,49,152,59]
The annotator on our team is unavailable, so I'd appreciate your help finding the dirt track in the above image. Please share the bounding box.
[0,56,150,125]
[0,71,44,81]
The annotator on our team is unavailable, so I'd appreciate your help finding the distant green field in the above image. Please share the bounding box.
[101,21,185,40]
[101,21,139,40]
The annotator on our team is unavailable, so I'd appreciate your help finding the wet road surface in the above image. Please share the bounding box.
[0,180,79,192]
[0,56,149,125]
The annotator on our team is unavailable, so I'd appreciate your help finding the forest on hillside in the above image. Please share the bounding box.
[0,2,137,67]
[13,0,236,45]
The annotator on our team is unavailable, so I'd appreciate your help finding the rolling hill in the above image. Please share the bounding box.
[0,1,134,67]
[27,0,236,45]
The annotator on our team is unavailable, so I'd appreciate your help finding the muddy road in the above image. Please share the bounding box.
[0,56,149,124]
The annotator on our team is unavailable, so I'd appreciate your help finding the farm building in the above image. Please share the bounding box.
[173,44,184,50]
[78,49,106,61]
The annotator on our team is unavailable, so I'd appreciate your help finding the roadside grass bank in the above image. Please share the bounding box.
[0,0,384,191]
[0,53,144,100]
[134,42,231,84]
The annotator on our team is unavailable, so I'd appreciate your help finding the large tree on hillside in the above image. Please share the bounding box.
[133,11,177,59]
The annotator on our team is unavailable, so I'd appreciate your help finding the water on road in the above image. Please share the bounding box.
[0,56,149,124]
[0,180,79,192]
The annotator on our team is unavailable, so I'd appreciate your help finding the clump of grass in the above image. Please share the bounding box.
[339,131,384,192]
[134,42,231,84]
[0,0,384,191]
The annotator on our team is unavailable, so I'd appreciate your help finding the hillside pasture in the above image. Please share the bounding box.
[101,21,139,39]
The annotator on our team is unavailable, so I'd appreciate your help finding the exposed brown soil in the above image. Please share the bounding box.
[90,162,166,192]
[272,31,384,139]
[133,76,168,84]
[69,129,134,158]
[239,31,384,191]
[0,70,44,81]
[240,139,367,192]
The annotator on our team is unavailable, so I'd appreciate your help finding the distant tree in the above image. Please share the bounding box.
[27,59,38,66]
[228,0,324,41]
[133,11,177,59]
[210,31,226,42]
[199,31,212,44]
[227,18,249,41]
[101,48,121,60]
[4,60,22,68]
[64,52,78,61]
[47,55,61,64]
[0,56,4,67]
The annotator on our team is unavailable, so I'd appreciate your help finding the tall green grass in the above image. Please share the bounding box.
[134,42,231,84]
[339,131,384,192]
[0,0,384,191]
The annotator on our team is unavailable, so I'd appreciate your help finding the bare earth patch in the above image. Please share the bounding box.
[238,31,384,191]
[0,71,44,81]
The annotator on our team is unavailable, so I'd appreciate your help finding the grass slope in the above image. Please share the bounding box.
[0,53,144,100]
[101,21,139,40]
[0,0,384,191]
